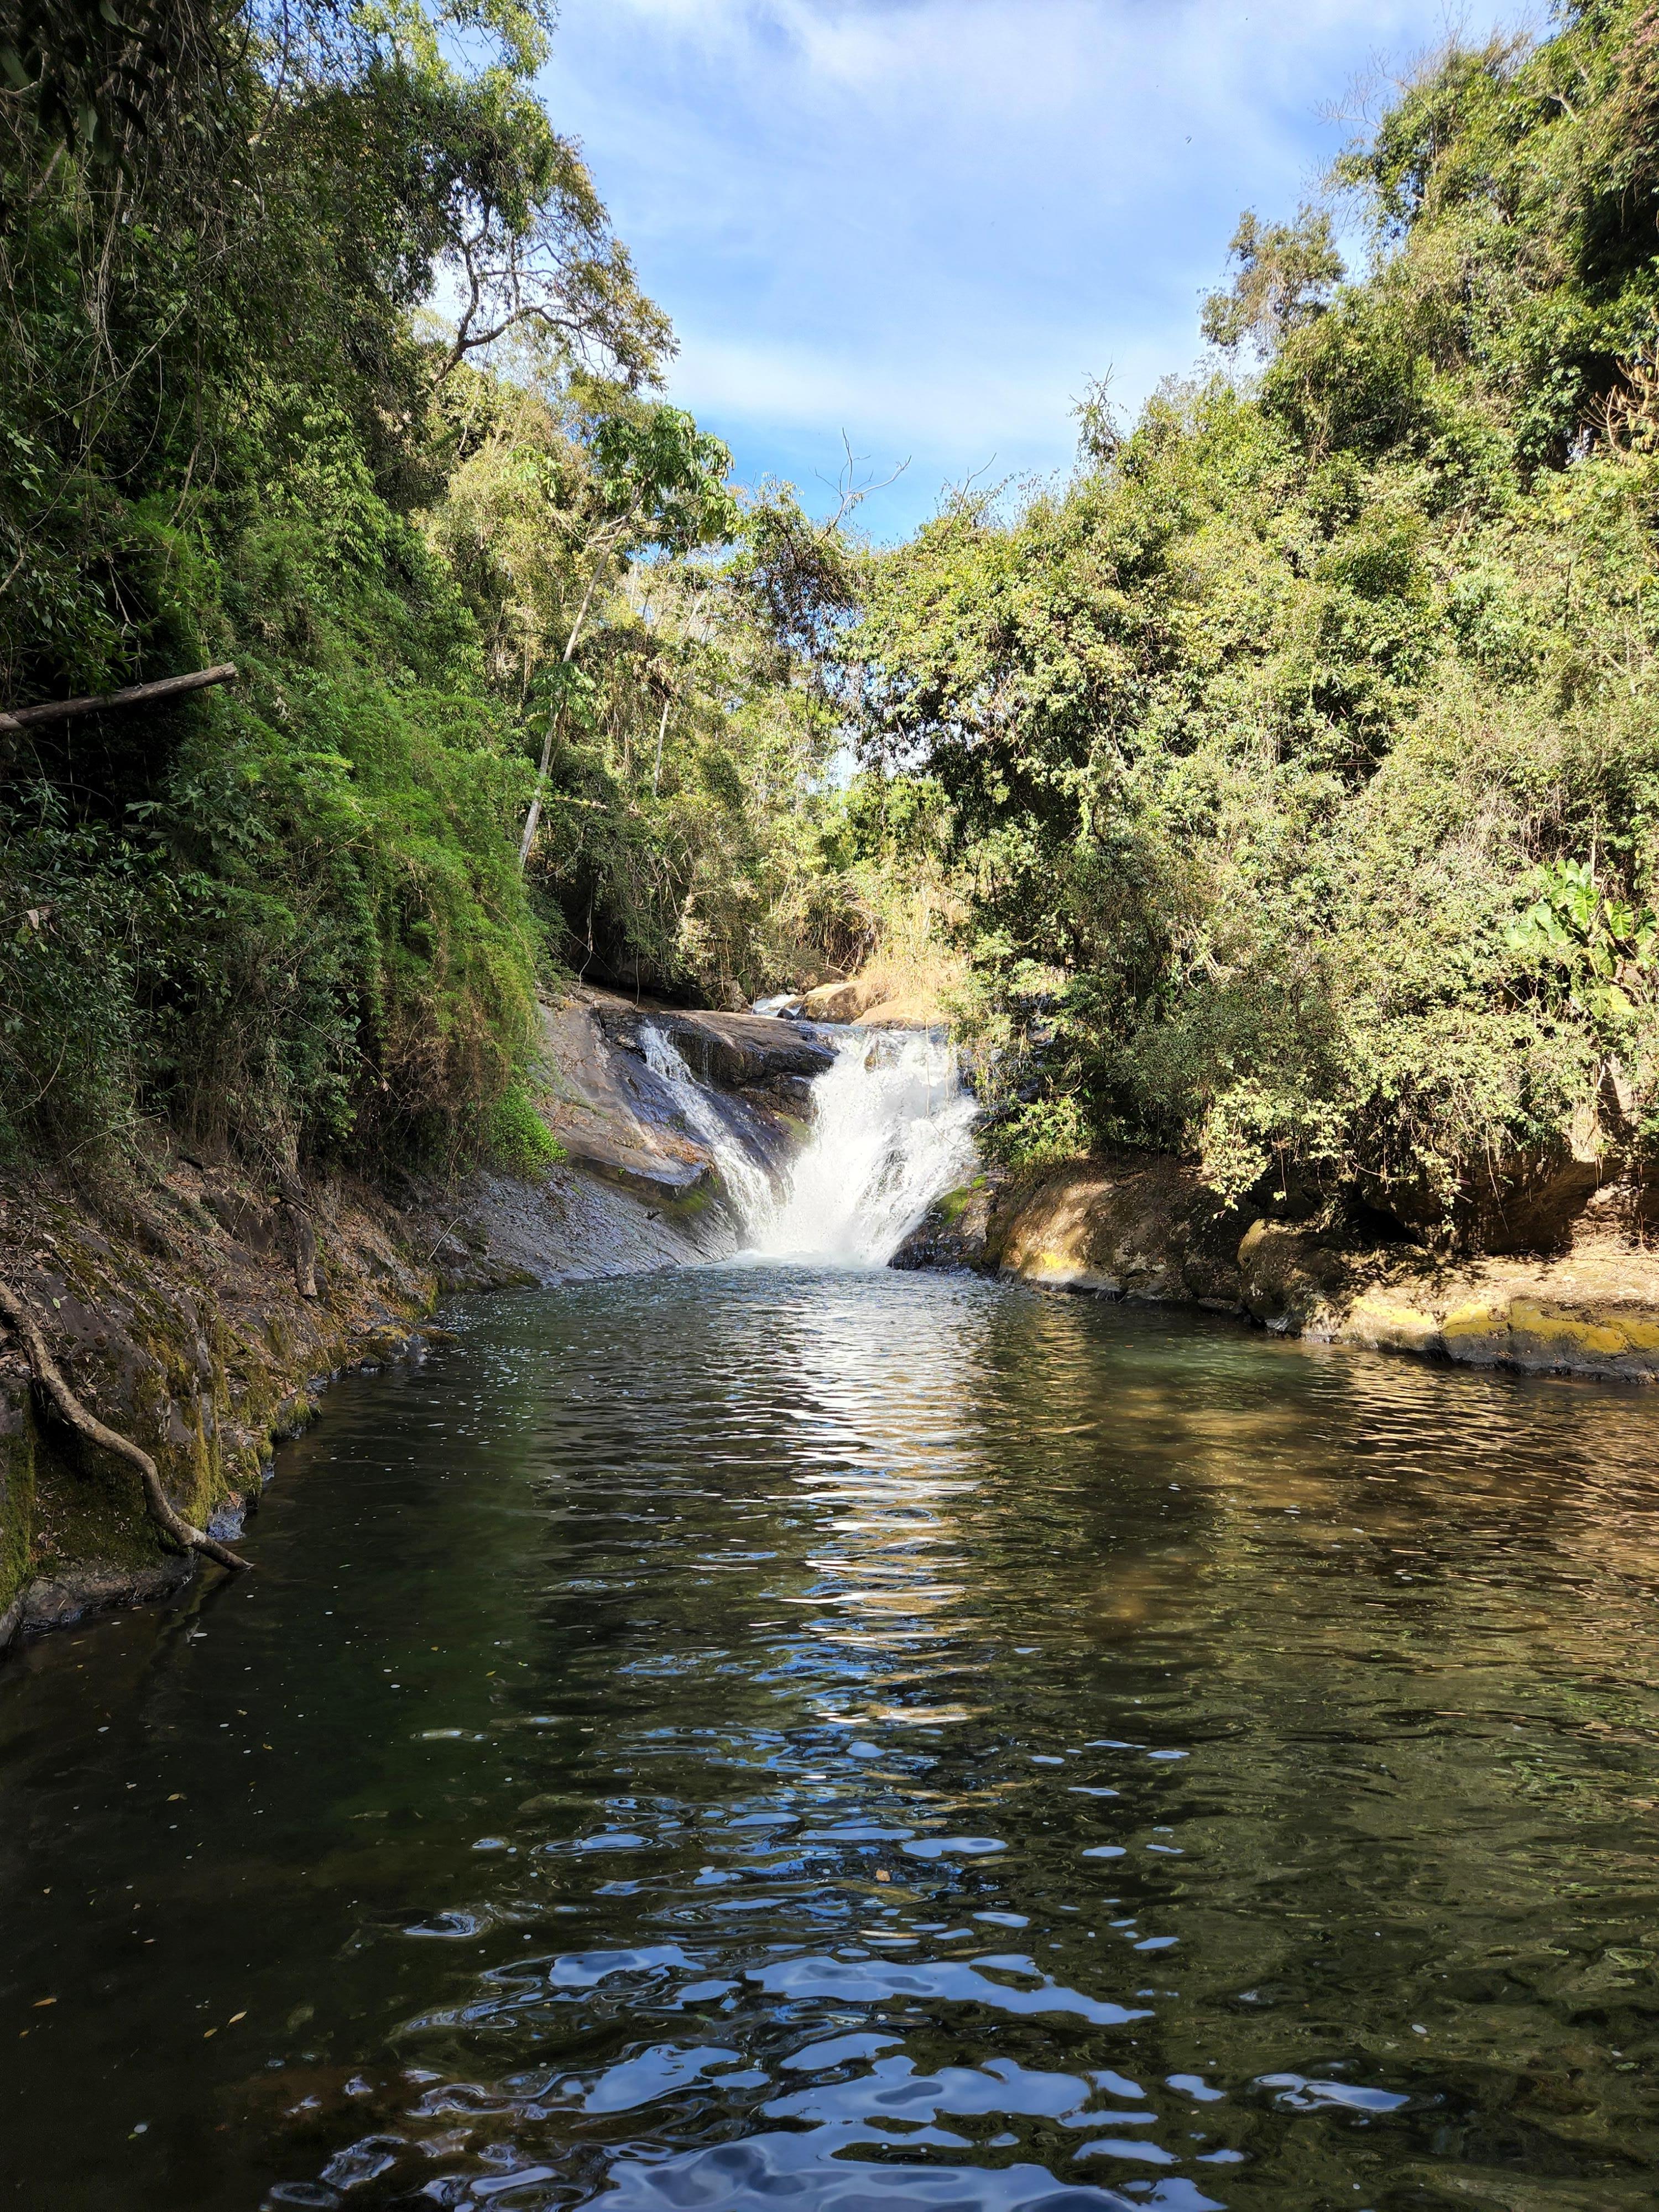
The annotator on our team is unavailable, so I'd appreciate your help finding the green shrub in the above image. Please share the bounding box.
[480,1083,566,1176]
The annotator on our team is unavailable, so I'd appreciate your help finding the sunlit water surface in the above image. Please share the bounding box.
[3,1269,1658,2211]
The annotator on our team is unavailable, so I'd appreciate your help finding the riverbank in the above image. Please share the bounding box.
[896,1152,1659,1383]
[0,988,824,1651]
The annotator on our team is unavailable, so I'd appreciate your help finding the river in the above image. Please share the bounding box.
[2,1050,1658,2209]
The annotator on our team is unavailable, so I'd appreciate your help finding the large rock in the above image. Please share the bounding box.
[538,997,719,1199]
[896,1150,1659,1382]
[1236,1219,1370,1333]
[1357,1096,1627,1254]
[589,999,833,1102]
[795,973,951,1030]
[890,1175,1003,1271]
[899,1151,1253,1308]
[1334,1254,1659,1379]
[538,989,826,1227]
[800,976,875,1023]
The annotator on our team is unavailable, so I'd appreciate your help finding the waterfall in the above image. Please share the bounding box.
[640,1019,978,1266]
[755,1029,978,1266]
[639,1025,780,1230]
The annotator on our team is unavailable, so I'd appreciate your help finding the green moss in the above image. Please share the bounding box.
[0,1394,38,1620]
[933,1185,975,1226]
[29,1430,168,1580]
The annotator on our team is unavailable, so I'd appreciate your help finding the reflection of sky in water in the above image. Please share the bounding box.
[6,1267,1659,2211]
[778,1269,988,1698]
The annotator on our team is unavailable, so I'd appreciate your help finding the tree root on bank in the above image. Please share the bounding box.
[0,1283,253,1574]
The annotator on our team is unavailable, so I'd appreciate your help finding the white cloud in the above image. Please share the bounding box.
[543,0,1528,533]
[670,323,1171,451]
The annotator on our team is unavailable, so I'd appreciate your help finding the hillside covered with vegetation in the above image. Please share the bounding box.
[4,0,1658,1254]
[839,0,1659,1244]
[0,0,857,1180]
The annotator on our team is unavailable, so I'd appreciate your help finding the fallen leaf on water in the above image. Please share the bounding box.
[228,2011,247,2024]
[33,1999,55,2008]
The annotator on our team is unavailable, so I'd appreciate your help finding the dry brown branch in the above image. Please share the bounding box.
[0,1282,252,1573]
[0,661,238,733]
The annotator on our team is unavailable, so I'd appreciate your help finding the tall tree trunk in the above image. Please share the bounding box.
[519,566,604,870]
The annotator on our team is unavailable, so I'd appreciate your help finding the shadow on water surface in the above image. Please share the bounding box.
[2,1267,1658,2210]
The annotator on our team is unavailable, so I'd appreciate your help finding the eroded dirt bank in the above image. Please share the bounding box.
[0,989,823,1651]
[896,1150,1659,1384]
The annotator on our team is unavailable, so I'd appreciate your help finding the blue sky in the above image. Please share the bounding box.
[540,0,1528,541]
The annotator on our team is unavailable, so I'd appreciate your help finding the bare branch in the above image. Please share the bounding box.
[0,1282,253,1573]
[817,431,911,530]
[0,661,238,733]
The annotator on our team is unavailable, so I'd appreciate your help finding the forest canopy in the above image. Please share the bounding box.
[0,0,855,1173]
[3,0,1658,1252]
[830,0,1659,1243]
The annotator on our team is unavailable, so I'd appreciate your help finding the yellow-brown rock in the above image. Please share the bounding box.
[800,976,880,1023]
[899,1156,1659,1384]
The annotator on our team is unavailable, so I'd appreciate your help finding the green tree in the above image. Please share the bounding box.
[514,403,739,866]
[1200,207,1346,355]
[0,0,672,1168]
[833,1,1659,1243]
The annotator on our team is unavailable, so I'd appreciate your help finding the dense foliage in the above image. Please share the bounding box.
[0,0,841,1175]
[843,1,1659,1241]
[9,0,1657,1253]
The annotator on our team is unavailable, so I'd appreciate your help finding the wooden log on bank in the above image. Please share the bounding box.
[0,1283,253,1573]
[0,662,239,735]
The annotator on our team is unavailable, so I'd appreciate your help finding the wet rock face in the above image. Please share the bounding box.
[599,1005,835,1094]
[0,1166,449,1652]
[539,998,718,1202]
[539,993,827,1216]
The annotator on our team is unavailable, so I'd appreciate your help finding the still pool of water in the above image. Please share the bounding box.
[3,1267,1658,2211]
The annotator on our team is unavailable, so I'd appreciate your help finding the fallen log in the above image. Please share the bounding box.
[0,662,238,735]
[0,1282,253,1573]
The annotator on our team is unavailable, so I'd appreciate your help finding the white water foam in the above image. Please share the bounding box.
[639,1024,780,1232]
[641,1020,978,1267]
[753,1029,978,1267]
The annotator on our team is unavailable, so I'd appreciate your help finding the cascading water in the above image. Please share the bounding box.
[753,1027,978,1265]
[639,1024,780,1230]
[641,1018,978,1265]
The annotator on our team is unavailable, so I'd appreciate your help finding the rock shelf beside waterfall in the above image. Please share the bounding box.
[538,989,830,1221]
[895,1152,1659,1384]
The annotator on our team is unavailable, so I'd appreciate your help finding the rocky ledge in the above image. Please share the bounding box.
[538,989,831,1207]
[896,1152,1659,1384]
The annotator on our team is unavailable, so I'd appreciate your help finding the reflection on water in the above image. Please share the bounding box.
[3,1269,1659,2210]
